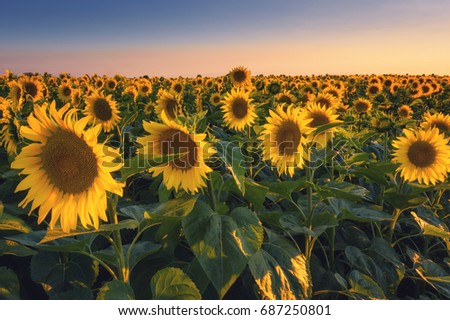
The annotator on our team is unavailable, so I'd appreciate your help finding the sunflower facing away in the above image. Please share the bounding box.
[259,104,312,176]
[304,102,340,148]
[229,66,251,87]
[221,88,257,132]
[421,112,450,133]
[392,128,450,185]
[155,90,181,121]
[136,111,215,193]
[11,101,124,232]
[85,91,121,132]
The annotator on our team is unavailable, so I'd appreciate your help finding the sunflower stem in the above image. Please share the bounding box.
[107,194,127,282]
[247,126,253,178]
[388,208,403,245]
[207,172,217,212]
[304,163,315,299]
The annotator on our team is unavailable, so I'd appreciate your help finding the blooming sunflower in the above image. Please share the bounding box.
[312,93,339,110]
[259,104,312,176]
[136,111,215,193]
[20,76,44,102]
[229,66,251,87]
[155,90,181,121]
[138,80,152,96]
[276,90,297,105]
[304,102,340,148]
[366,83,382,97]
[58,84,72,103]
[421,112,450,133]
[209,93,222,107]
[353,98,372,114]
[398,105,413,119]
[105,78,117,91]
[71,88,83,108]
[8,80,23,109]
[11,101,124,232]
[392,128,450,185]
[84,91,121,132]
[171,81,184,94]
[221,88,257,131]
[1,122,19,156]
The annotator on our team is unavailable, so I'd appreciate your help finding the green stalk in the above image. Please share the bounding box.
[107,195,127,282]
[304,164,315,299]
[206,172,217,211]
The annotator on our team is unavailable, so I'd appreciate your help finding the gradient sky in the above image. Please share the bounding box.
[1,0,450,77]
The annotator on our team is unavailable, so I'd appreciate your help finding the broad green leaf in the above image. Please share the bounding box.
[216,141,247,194]
[97,280,135,300]
[410,212,450,240]
[182,201,263,298]
[329,198,391,222]
[345,152,370,165]
[345,246,385,289]
[383,189,427,210]
[151,267,201,300]
[261,178,307,199]
[312,121,343,137]
[39,219,139,243]
[0,267,20,299]
[0,212,32,233]
[0,239,36,256]
[352,166,389,186]
[120,153,180,182]
[316,181,369,202]
[242,178,268,211]
[31,251,99,298]
[370,238,404,271]
[143,194,198,220]
[248,230,311,299]
[409,250,450,298]
[51,287,93,300]
[347,270,385,299]
[279,211,337,238]
[184,258,210,295]
[128,241,161,271]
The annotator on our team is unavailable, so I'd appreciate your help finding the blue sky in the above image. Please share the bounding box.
[1,0,450,76]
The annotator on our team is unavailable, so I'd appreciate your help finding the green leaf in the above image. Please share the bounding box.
[39,219,139,243]
[216,141,247,194]
[151,267,201,300]
[345,152,370,165]
[243,178,268,211]
[0,212,32,233]
[329,198,391,222]
[0,267,20,299]
[411,212,450,240]
[120,153,180,182]
[0,239,36,256]
[317,181,369,202]
[248,230,311,299]
[143,194,198,220]
[128,241,161,271]
[348,270,386,299]
[97,280,135,300]
[409,250,450,298]
[182,201,263,298]
[31,251,99,298]
[383,189,427,210]
[262,178,307,199]
[345,246,385,288]
[312,121,342,137]
[352,166,389,186]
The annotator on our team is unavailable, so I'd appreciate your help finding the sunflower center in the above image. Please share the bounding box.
[93,98,113,121]
[141,85,149,93]
[213,96,220,103]
[174,84,182,93]
[407,141,437,168]
[63,87,71,96]
[369,86,379,94]
[431,120,450,132]
[41,129,98,194]
[108,81,116,89]
[422,85,430,93]
[355,101,369,113]
[231,97,248,119]
[399,108,410,117]
[233,70,247,83]
[160,129,197,170]
[278,95,292,104]
[24,82,38,97]
[164,99,178,119]
[309,112,330,127]
[276,121,301,156]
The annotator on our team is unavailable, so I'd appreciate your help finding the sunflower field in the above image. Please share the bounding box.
[1,68,450,300]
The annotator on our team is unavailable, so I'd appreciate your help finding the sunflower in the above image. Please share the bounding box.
[8,80,23,109]
[1,121,20,156]
[366,83,382,97]
[124,85,138,102]
[20,76,44,102]
[138,80,152,96]
[304,102,340,148]
[71,88,83,108]
[353,98,372,114]
[136,111,214,193]
[421,112,450,133]
[259,104,312,176]
[312,93,339,110]
[221,88,257,131]
[392,128,450,185]
[267,81,282,95]
[209,93,222,107]
[155,90,181,121]
[323,85,343,100]
[398,105,413,119]
[229,66,251,87]
[84,91,121,132]
[58,84,72,103]
[11,101,124,232]
[0,98,11,124]
[171,81,184,94]
[94,77,104,90]
[105,78,117,91]
[276,90,297,105]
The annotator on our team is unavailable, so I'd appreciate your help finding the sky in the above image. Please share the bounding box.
[1,0,450,77]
